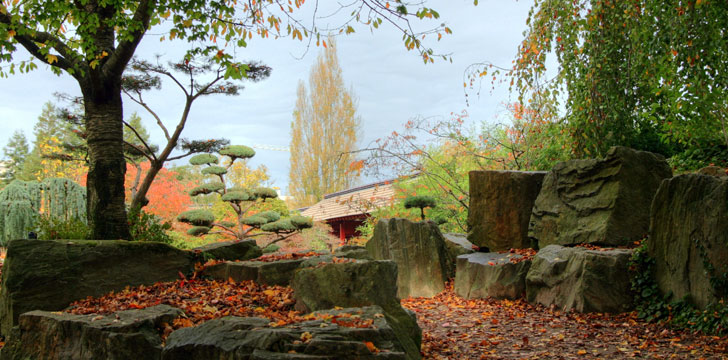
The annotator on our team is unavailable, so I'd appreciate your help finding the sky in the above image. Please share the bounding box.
[0,1,534,195]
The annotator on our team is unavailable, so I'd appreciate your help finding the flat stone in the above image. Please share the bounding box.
[194,239,262,261]
[292,260,421,360]
[0,305,181,360]
[454,252,531,300]
[162,306,407,360]
[526,245,634,313]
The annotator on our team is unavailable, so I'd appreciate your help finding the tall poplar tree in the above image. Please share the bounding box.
[289,37,360,207]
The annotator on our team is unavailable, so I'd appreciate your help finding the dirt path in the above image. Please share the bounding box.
[402,284,727,360]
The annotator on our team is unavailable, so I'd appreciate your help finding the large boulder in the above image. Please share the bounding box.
[292,260,421,360]
[526,245,634,313]
[442,233,475,258]
[366,218,454,298]
[0,305,181,360]
[648,174,728,309]
[194,239,262,261]
[333,245,373,260]
[203,258,308,286]
[468,170,547,251]
[454,252,531,300]
[0,240,199,336]
[163,306,407,360]
[529,146,672,247]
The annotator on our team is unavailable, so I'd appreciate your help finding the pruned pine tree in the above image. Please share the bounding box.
[289,37,361,208]
[178,145,312,246]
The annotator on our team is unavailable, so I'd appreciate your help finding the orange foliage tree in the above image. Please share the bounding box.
[124,162,192,223]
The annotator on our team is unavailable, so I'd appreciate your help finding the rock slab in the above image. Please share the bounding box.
[454,252,531,300]
[203,258,308,286]
[526,245,634,313]
[529,146,672,247]
[366,218,454,298]
[292,260,421,360]
[0,239,198,336]
[0,305,181,360]
[468,170,546,251]
[163,306,406,360]
[194,239,262,261]
[648,174,728,309]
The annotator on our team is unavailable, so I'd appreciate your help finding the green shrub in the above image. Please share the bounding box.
[219,145,255,159]
[403,195,437,220]
[189,153,219,165]
[630,241,728,335]
[36,215,89,240]
[178,209,215,227]
[262,244,280,253]
[129,208,173,243]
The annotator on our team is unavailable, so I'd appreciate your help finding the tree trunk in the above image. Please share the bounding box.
[129,160,162,210]
[84,90,131,240]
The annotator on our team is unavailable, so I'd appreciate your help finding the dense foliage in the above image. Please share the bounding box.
[178,146,311,246]
[0,178,86,245]
[471,0,728,166]
[630,241,727,335]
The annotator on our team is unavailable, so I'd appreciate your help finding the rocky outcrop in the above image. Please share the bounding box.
[526,245,634,313]
[333,245,373,260]
[0,239,198,336]
[194,239,262,261]
[291,260,421,360]
[454,252,531,300]
[203,258,308,286]
[468,170,546,251]
[366,218,454,298]
[0,305,181,360]
[163,306,407,360]
[442,233,475,258]
[697,166,727,178]
[648,174,728,309]
[529,146,672,247]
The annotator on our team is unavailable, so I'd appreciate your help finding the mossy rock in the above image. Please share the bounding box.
[189,182,225,196]
[194,239,262,261]
[221,191,252,202]
[201,166,228,176]
[0,240,199,337]
[189,153,219,165]
[187,226,211,236]
[219,145,255,159]
[177,209,215,227]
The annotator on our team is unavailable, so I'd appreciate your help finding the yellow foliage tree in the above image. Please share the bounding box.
[289,37,360,208]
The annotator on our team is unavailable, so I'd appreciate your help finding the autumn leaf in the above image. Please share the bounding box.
[365,341,379,353]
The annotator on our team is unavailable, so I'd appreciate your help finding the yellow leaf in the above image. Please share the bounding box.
[46,54,58,64]
[577,350,587,355]
[7,30,16,37]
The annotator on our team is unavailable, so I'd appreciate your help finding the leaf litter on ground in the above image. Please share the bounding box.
[402,282,727,359]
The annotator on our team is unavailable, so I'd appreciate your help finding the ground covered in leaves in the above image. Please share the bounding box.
[402,283,728,360]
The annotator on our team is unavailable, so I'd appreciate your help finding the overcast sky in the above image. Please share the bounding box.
[0,1,534,195]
